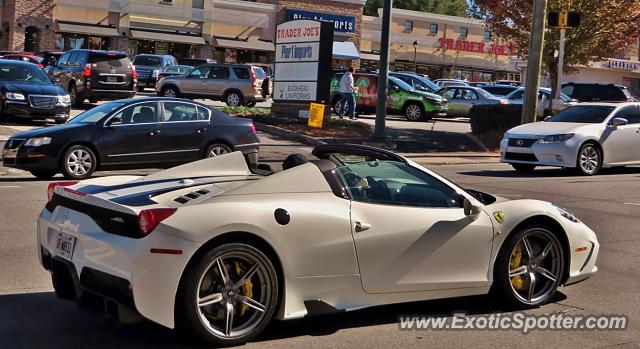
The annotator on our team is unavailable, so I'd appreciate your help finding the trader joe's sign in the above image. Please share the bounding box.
[273,20,333,103]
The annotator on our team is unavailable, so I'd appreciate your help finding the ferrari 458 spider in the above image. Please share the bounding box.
[37,144,599,346]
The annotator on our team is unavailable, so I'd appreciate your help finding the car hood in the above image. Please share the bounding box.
[508,121,592,136]
[412,89,443,101]
[10,122,91,139]
[1,82,64,95]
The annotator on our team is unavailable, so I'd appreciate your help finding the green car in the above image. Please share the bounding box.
[330,73,448,121]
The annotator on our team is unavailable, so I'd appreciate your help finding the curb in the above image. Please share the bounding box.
[255,122,327,146]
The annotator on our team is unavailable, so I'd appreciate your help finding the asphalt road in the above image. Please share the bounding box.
[0,151,638,348]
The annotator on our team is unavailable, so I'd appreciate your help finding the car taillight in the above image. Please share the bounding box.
[500,99,509,104]
[83,64,92,77]
[47,181,79,202]
[132,69,138,80]
[251,69,257,88]
[38,63,44,69]
[138,208,177,237]
[250,123,256,134]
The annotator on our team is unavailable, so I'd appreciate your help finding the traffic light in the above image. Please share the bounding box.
[547,11,580,28]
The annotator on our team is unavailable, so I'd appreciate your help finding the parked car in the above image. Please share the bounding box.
[1,97,260,179]
[156,64,267,107]
[177,58,216,67]
[158,65,193,80]
[132,54,177,92]
[1,53,45,68]
[37,144,598,346]
[0,60,70,123]
[38,51,64,68]
[330,73,448,121]
[505,87,575,118]
[45,50,137,106]
[476,84,520,98]
[246,63,272,98]
[501,102,640,175]
[389,72,439,93]
[495,80,521,86]
[435,86,504,118]
[433,79,469,88]
[561,82,634,102]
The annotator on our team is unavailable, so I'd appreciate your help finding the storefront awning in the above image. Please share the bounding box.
[130,30,206,45]
[333,41,360,60]
[215,38,275,52]
[57,22,118,37]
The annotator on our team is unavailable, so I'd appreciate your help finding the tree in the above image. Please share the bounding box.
[471,0,640,101]
[364,0,469,17]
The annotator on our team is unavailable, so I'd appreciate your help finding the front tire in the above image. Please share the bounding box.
[404,102,425,121]
[30,170,57,179]
[61,145,97,180]
[161,86,179,98]
[176,243,279,346]
[225,91,243,107]
[577,143,602,176]
[512,164,536,173]
[493,224,565,308]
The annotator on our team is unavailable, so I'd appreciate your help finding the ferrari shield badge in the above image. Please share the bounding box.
[493,211,505,224]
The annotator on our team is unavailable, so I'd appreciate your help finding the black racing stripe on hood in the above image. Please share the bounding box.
[79,176,234,195]
[108,178,260,207]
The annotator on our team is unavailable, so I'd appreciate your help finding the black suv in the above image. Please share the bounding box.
[561,82,634,102]
[132,54,177,92]
[45,50,136,106]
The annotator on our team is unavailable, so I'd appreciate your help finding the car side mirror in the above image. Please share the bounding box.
[608,117,628,128]
[463,197,482,219]
[392,85,400,91]
[544,115,552,121]
[105,117,122,127]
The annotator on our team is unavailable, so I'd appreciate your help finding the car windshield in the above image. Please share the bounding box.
[0,64,51,83]
[68,101,127,124]
[547,105,616,123]
[476,88,496,99]
[389,76,414,91]
[132,56,162,66]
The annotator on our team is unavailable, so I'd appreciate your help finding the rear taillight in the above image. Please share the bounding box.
[38,63,44,69]
[500,99,509,104]
[250,123,256,134]
[138,208,177,236]
[47,181,79,202]
[132,69,138,80]
[250,69,257,88]
[82,64,92,77]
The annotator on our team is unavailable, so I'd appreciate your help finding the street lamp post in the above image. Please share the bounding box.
[373,0,393,139]
[413,40,418,73]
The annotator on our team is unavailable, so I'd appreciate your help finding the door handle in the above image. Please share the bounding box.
[197,128,208,134]
[148,130,161,136]
[354,221,371,233]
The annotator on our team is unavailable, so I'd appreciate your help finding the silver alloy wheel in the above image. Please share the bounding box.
[405,104,422,120]
[66,149,92,176]
[196,251,272,339]
[208,145,230,157]
[227,93,241,107]
[164,88,176,97]
[579,146,599,174]
[508,229,563,305]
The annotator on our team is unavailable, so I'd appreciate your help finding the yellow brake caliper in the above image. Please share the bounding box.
[510,244,525,290]
[234,262,254,316]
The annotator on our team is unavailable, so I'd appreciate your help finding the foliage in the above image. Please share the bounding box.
[218,106,271,117]
[364,0,469,17]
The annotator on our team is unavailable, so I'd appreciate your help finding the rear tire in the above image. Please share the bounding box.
[30,170,56,179]
[69,84,83,107]
[245,100,257,107]
[205,143,232,158]
[88,97,98,104]
[175,243,278,346]
[61,145,97,180]
[137,86,145,92]
[512,164,536,173]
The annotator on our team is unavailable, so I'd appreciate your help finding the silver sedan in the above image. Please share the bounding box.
[435,86,505,117]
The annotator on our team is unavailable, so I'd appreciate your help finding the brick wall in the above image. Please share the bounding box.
[2,0,56,52]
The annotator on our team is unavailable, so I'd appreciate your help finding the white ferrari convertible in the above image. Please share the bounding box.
[37,145,599,346]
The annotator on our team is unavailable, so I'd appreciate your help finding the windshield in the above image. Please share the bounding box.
[476,88,496,99]
[547,105,615,123]
[389,76,414,91]
[412,76,439,92]
[68,101,127,124]
[132,56,162,67]
[0,63,51,83]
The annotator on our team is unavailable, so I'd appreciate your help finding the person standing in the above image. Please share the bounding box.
[338,67,357,120]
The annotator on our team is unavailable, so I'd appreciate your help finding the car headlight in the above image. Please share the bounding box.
[553,204,580,223]
[152,69,160,78]
[5,92,25,100]
[24,137,52,147]
[538,133,574,143]
[57,94,71,104]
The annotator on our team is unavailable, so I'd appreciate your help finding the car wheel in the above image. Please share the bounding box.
[161,86,179,98]
[206,143,232,158]
[577,143,602,176]
[493,224,565,308]
[225,91,243,107]
[137,86,145,92]
[245,100,257,107]
[176,243,279,346]
[511,164,536,173]
[88,97,98,104]
[68,84,83,107]
[404,103,425,121]
[61,145,97,180]
[334,99,350,117]
[54,118,67,125]
[30,170,57,179]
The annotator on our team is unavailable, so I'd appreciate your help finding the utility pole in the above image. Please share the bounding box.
[373,0,393,139]
[553,27,566,111]
[521,0,547,124]
[413,40,418,73]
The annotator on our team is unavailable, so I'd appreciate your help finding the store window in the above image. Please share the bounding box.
[405,20,414,31]
[430,24,438,34]
[460,27,468,38]
[57,34,109,51]
[484,30,492,40]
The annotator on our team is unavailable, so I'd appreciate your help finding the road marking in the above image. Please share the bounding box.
[0,186,21,188]
[623,202,640,206]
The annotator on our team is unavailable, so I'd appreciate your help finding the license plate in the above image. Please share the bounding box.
[54,231,76,260]
[107,76,118,82]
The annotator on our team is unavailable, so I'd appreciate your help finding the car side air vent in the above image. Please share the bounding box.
[174,197,189,204]
[174,189,211,204]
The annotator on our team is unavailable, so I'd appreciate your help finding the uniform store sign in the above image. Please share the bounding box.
[273,20,334,103]
[287,9,356,34]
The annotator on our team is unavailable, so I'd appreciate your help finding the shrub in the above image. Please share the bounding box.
[469,104,523,149]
